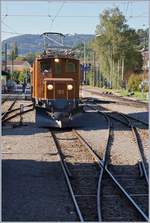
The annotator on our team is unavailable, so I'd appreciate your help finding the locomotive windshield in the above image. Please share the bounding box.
[65,60,76,73]
[55,63,62,75]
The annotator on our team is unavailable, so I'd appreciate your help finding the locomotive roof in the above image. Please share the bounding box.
[36,48,79,61]
[37,54,79,61]
[44,78,74,82]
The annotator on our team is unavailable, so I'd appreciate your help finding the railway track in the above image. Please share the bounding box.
[106,111,149,183]
[51,129,100,221]
[80,102,148,221]
[51,120,148,221]
[83,88,148,108]
[2,99,17,120]
[93,101,148,182]
[81,97,148,126]
[2,97,148,221]
[2,101,34,124]
[2,97,9,104]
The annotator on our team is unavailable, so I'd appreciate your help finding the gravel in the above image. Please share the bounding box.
[2,95,149,221]
[2,101,78,221]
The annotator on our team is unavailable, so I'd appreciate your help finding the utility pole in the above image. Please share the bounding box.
[83,41,86,84]
[93,51,96,86]
[4,43,7,72]
[11,51,14,77]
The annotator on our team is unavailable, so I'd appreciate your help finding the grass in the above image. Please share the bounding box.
[97,87,148,102]
[117,89,148,102]
[87,84,149,102]
[133,91,148,101]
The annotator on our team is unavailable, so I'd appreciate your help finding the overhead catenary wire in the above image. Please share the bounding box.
[2,30,41,35]
[125,1,129,16]
[2,13,148,18]
[2,21,18,34]
[49,1,65,31]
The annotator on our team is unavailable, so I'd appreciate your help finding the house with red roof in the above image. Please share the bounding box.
[6,60,31,73]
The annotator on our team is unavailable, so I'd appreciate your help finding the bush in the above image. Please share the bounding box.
[128,74,142,91]
[86,72,94,86]
[144,83,149,92]
[18,71,26,83]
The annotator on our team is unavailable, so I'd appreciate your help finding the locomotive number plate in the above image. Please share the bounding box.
[57,89,64,95]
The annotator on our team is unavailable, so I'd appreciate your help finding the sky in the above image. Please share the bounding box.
[1,0,149,40]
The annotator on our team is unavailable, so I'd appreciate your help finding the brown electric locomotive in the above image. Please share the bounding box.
[31,32,82,127]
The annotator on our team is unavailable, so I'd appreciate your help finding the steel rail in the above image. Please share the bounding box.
[2,108,34,124]
[73,128,148,222]
[92,111,112,221]
[2,97,9,104]
[100,103,148,127]
[113,112,149,185]
[82,97,148,127]
[50,131,84,222]
[2,99,17,120]
[73,117,111,222]
[96,111,113,221]
[111,110,148,127]
[2,103,33,119]
[123,114,148,127]
[82,89,148,108]
[7,99,17,111]
[132,126,149,184]
[92,102,148,185]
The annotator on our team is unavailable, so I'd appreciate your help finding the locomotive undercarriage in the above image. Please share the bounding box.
[34,98,84,128]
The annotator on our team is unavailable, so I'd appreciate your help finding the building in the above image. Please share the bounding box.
[6,60,31,73]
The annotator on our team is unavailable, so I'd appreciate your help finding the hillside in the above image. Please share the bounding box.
[2,33,94,55]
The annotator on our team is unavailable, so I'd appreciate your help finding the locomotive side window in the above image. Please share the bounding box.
[41,61,51,74]
[66,60,76,73]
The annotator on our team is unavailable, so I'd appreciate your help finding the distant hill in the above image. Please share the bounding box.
[2,34,94,55]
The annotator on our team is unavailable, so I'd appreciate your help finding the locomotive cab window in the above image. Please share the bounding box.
[41,61,51,74]
[55,63,62,75]
[65,60,76,73]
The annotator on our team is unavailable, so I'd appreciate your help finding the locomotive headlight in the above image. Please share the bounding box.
[67,84,73,90]
[47,84,53,90]
[54,58,59,63]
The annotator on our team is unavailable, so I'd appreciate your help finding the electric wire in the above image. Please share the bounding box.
[2,13,148,18]
[49,1,65,31]
[2,21,18,34]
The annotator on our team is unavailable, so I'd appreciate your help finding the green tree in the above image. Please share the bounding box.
[128,74,142,91]
[11,42,18,60]
[25,52,38,64]
[93,7,143,89]
[137,28,149,50]
[15,56,26,61]
[12,71,20,83]
[14,42,18,58]
[18,71,26,83]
